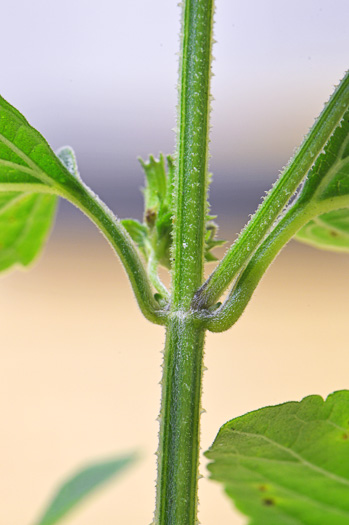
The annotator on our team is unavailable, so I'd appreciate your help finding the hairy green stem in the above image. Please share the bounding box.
[171,0,214,307]
[155,316,205,524]
[155,0,214,523]
[205,204,311,332]
[194,71,349,310]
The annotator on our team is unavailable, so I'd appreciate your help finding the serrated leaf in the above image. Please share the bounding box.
[134,154,224,270]
[139,154,167,217]
[33,454,136,525]
[294,106,349,251]
[206,391,349,525]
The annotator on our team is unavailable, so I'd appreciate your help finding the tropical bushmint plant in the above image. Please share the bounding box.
[1,1,348,524]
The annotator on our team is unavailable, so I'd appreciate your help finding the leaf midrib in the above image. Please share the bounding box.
[228,430,349,487]
[0,132,55,187]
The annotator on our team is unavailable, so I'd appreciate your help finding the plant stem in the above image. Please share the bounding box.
[171,0,214,307]
[154,0,214,523]
[155,315,205,524]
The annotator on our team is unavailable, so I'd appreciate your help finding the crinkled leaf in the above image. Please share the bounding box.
[294,106,349,251]
[34,454,135,525]
[206,391,349,525]
[205,221,225,262]
[131,154,225,269]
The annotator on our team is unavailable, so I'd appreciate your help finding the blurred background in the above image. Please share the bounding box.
[0,1,348,524]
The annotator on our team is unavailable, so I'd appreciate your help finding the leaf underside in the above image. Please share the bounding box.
[295,107,349,251]
[34,454,135,525]
[206,390,349,525]
[296,209,349,252]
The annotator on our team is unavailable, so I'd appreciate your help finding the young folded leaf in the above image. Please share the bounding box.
[122,154,224,271]
[206,390,349,525]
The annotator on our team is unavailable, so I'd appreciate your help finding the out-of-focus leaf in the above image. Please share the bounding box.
[0,192,56,272]
[294,106,349,251]
[296,209,349,252]
[34,454,136,525]
[121,219,148,250]
[206,391,349,525]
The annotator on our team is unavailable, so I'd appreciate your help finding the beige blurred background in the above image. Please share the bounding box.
[1,232,349,525]
[1,0,349,524]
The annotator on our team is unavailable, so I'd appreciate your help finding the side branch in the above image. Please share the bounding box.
[194,71,349,310]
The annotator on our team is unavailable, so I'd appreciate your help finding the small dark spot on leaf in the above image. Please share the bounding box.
[330,230,338,237]
[263,498,275,506]
[342,433,349,440]
[258,485,267,492]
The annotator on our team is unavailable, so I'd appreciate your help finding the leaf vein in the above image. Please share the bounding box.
[236,460,349,518]
[232,430,349,486]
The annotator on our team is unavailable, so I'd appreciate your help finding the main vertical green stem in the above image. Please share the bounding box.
[154,1,214,523]
[155,317,205,524]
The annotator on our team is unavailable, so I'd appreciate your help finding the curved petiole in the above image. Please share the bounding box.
[57,182,168,325]
[203,195,349,333]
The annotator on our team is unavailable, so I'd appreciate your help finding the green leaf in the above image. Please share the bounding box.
[0,192,56,272]
[0,98,86,273]
[131,154,225,272]
[295,209,349,252]
[0,96,85,196]
[33,454,136,525]
[0,96,164,324]
[294,106,349,251]
[206,391,349,525]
